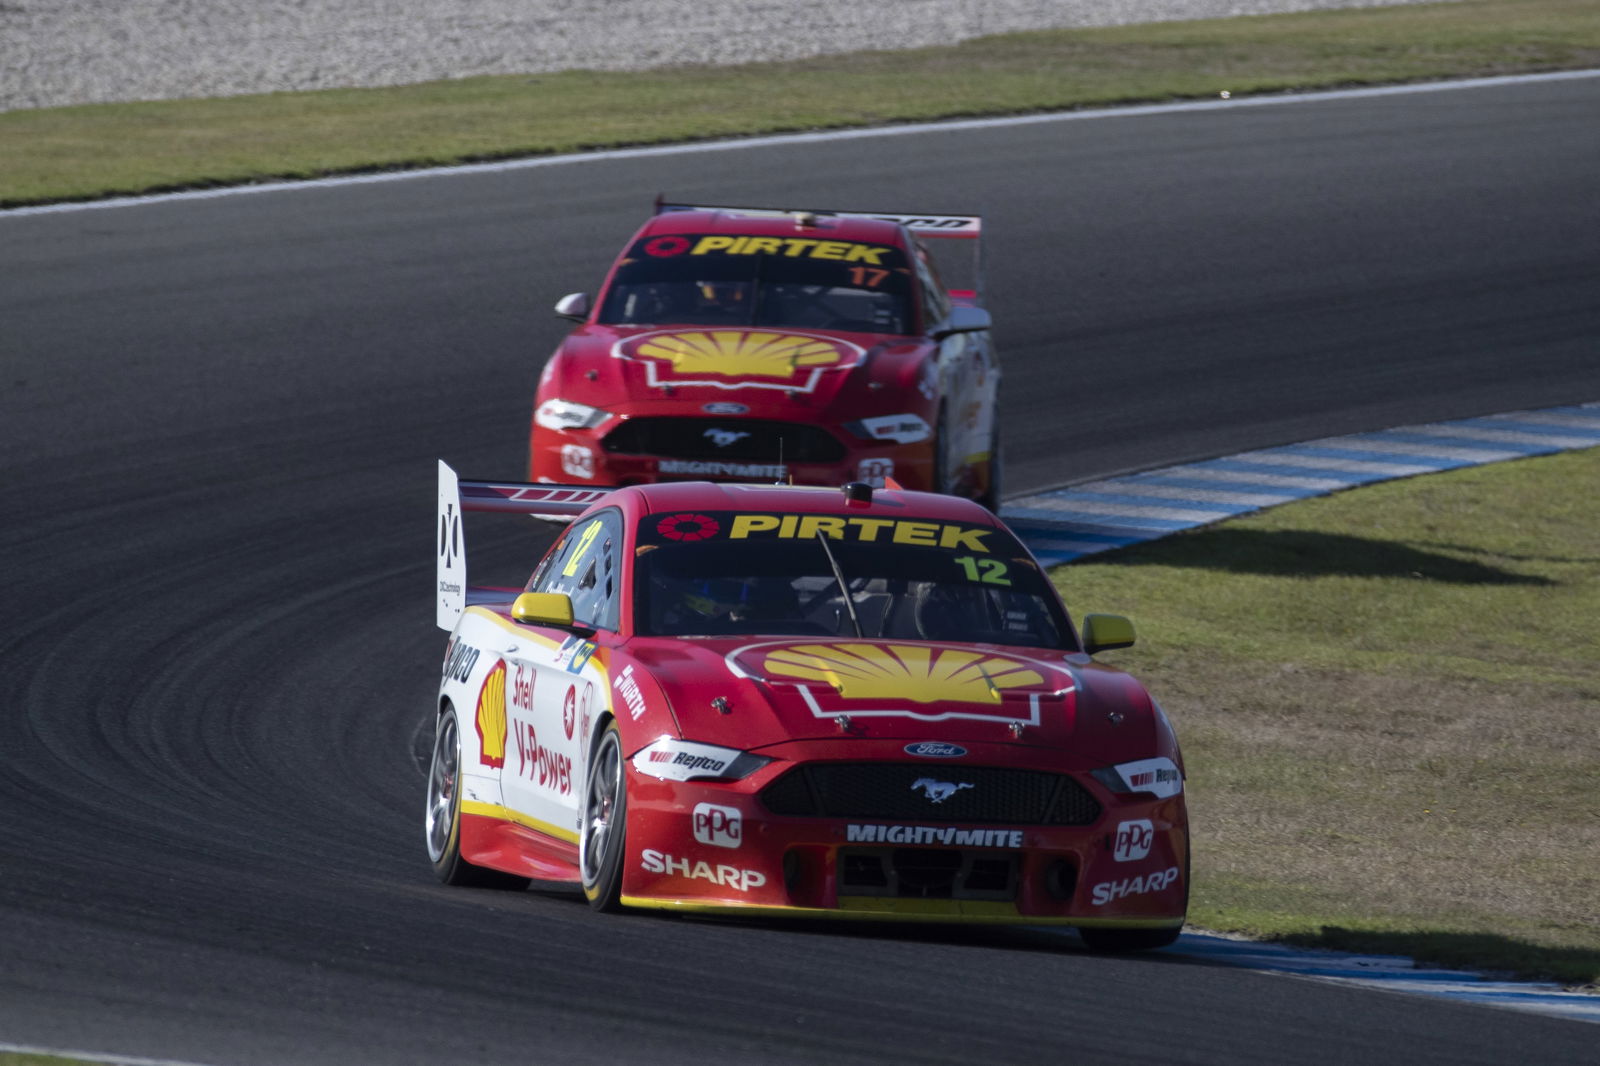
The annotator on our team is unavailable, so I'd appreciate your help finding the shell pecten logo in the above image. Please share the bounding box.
[618,330,862,391]
[475,660,508,768]
[762,643,1043,705]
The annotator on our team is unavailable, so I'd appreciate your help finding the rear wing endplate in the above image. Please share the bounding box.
[436,461,611,630]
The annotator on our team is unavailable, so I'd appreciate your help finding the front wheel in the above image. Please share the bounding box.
[425,711,529,889]
[580,720,628,912]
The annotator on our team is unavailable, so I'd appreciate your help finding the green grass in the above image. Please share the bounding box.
[1056,447,1600,985]
[4,0,1599,206]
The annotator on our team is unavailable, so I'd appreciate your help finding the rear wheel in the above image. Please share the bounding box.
[930,406,952,495]
[580,721,628,912]
[425,711,529,889]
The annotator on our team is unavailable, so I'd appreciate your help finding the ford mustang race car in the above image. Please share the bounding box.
[426,463,1187,949]
[528,200,1002,509]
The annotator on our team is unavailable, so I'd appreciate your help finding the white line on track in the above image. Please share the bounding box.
[4,68,1598,218]
[1007,402,1600,564]
[0,1043,220,1066]
[1168,933,1600,1024]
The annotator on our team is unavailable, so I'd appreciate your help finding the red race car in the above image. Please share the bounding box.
[529,200,1002,509]
[427,464,1188,949]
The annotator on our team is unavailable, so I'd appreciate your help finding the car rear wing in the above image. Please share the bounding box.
[656,199,981,239]
[655,199,986,299]
[436,461,611,629]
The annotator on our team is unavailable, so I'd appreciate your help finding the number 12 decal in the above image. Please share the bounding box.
[953,556,1011,585]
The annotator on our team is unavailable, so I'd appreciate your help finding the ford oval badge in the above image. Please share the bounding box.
[702,402,749,415]
[904,741,967,758]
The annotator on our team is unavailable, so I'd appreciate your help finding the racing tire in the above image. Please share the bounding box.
[1077,925,1183,953]
[976,420,1003,514]
[930,406,951,495]
[580,720,628,912]
[425,710,529,889]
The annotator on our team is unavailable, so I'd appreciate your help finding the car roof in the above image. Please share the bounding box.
[634,206,910,249]
[623,480,999,524]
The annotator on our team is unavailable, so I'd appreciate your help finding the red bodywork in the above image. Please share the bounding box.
[527,203,1000,506]
[443,478,1187,929]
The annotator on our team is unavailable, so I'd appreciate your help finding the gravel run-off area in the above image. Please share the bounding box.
[2,0,1437,112]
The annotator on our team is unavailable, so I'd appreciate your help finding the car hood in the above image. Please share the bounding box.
[546,324,931,416]
[624,635,1158,764]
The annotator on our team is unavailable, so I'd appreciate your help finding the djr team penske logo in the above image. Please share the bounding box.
[614,330,864,392]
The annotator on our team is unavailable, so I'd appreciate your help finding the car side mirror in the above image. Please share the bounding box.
[931,304,991,339]
[554,292,591,322]
[1081,613,1136,655]
[511,591,577,627]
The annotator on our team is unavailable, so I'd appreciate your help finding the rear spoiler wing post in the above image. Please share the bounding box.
[435,461,612,630]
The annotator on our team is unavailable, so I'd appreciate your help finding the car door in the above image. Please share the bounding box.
[500,509,623,842]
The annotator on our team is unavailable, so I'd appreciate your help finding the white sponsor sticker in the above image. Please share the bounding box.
[632,737,744,782]
[1113,819,1154,862]
[857,413,931,444]
[1113,757,1184,799]
[856,457,894,487]
[560,443,594,479]
[693,803,743,848]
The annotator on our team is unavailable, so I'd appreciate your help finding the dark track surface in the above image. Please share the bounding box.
[2,77,1597,1065]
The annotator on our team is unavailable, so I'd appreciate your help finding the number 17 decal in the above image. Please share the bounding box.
[848,266,890,288]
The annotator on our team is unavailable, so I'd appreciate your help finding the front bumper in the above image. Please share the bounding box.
[617,747,1188,926]
[529,425,930,491]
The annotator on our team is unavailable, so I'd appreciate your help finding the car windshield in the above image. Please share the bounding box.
[597,233,916,335]
[634,510,1072,649]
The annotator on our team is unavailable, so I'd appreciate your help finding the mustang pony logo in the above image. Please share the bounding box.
[703,427,750,448]
[615,329,864,393]
[911,778,974,804]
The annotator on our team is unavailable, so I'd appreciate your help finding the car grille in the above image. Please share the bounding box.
[601,418,847,464]
[759,763,1102,825]
[839,848,1019,900]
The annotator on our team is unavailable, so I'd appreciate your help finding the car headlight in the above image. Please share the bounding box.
[631,737,773,782]
[1091,757,1184,799]
[843,413,932,444]
[536,398,612,432]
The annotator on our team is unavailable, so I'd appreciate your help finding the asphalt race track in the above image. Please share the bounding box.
[2,75,1597,1065]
